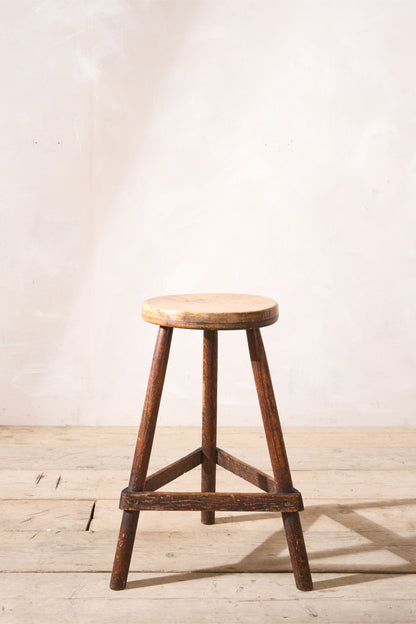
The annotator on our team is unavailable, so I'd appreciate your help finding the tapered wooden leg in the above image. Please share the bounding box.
[247,328,313,591]
[110,326,173,591]
[201,329,218,525]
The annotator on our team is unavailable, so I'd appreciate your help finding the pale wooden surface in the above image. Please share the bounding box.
[0,426,415,623]
[2,573,415,624]
[141,293,279,329]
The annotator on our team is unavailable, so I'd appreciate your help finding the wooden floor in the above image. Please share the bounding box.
[1,426,415,623]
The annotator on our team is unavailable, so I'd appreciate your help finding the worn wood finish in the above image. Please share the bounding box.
[201,330,218,524]
[216,447,278,492]
[0,500,95,531]
[120,490,303,512]
[247,328,313,592]
[4,573,416,624]
[3,426,415,449]
[3,441,416,470]
[5,527,416,573]
[5,468,415,500]
[110,326,173,591]
[2,426,416,623]
[109,300,309,592]
[92,497,416,535]
[144,448,202,492]
[142,293,278,330]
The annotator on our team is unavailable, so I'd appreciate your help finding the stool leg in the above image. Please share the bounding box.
[246,328,313,591]
[201,329,218,525]
[110,326,173,591]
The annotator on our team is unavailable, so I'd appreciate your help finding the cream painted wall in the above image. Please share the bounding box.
[1,1,415,426]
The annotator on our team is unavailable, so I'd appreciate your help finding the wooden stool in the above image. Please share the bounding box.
[110,294,313,592]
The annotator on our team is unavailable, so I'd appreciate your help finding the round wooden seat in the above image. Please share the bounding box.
[142,293,279,330]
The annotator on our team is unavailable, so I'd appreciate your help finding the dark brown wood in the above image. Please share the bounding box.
[201,330,218,524]
[282,512,313,591]
[128,326,174,491]
[111,307,313,593]
[110,326,173,591]
[246,328,313,591]
[120,489,303,512]
[216,448,279,493]
[144,448,203,491]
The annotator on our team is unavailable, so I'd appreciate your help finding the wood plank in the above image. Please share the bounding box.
[2,444,416,470]
[3,571,416,599]
[2,496,414,536]
[1,573,415,624]
[120,490,302,512]
[285,446,416,470]
[0,426,414,623]
[1,529,415,573]
[0,500,94,531]
[91,498,416,536]
[1,426,415,448]
[0,446,135,470]
[1,468,414,500]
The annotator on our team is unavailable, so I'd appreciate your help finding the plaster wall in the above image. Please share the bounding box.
[1,1,415,426]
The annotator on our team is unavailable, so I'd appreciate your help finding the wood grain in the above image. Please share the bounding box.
[2,426,415,448]
[2,573,416,624]
[110,326,173,591]
[120,490,303,512]
[91,498,416,535]
[0,500,94,531]
[141,293,278,330]
[216,448,278,492]
[201,329,217,524]
[2,444,415,470]
[144,448,202,492]
[2,468,414,500]
[2,529,416,573]
[247,328,312,591]
[1,426,415,624]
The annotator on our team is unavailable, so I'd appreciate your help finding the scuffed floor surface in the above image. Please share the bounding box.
[0,426,415,623]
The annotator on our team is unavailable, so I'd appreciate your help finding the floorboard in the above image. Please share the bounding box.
[0,426,414,623]
[1,573,415,623]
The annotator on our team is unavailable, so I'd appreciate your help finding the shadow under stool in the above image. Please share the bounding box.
[110,293,313,592]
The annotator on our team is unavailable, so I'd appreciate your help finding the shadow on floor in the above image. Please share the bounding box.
[125,497,416,591]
